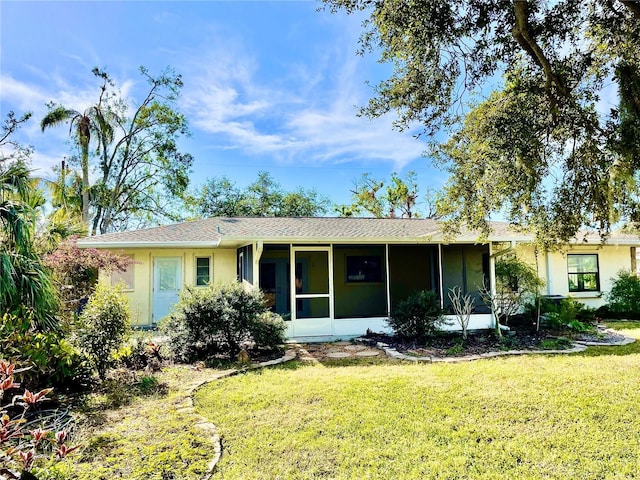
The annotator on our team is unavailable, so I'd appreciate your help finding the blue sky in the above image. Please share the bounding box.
[1,0,447,212]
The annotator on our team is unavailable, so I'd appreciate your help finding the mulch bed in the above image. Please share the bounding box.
[360,325,626,358]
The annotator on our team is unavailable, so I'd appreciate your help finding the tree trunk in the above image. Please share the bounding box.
[80,145,90,229]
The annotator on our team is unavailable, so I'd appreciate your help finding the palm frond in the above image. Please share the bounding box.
[0,251,59,331]
[93,107,115,146]
[0,161,32,199]
[40,106,78,133]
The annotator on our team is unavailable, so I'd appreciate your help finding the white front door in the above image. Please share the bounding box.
[153,257,182,323]
[291,247,333,336]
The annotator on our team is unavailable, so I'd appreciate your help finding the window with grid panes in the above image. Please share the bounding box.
[567,254,599,292]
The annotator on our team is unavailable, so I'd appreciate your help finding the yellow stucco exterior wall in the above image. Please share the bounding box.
[98,242,636,328]
[515,244,634,308]
[101,247,237,326]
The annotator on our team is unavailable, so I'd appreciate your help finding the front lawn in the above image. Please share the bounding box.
[48,367,221,480]
[194,323,640,479]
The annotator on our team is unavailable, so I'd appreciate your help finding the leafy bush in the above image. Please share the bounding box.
[251,311,289,352]
[388,290,447,343]
[114,331,163,371]
[542,312,564,330]
[76,282,131,380]
[606,270,640,318]
[44,238,133,325]
[160,282,287,362]
[566,319,593,333]
[539,337,573,350]
[0,313,88,390]
[526,296,596,331]
[136,375,167,396]
[494,255,544,324]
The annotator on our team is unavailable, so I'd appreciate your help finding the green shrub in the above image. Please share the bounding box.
[607,270,640,317]
[0,313,88,390]
[160,282,286,362]
[526,296,595,331]
[566,319,593,333]
[540,337,573,350]
[114,331,162,371]
[251,311,290,352]
[542,312,564,330]
[136,375,167,396]
[76,282,131,379]
[494,255,545,324]
[387,290,447,343]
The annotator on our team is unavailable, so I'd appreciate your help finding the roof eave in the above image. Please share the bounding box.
[76,240,222,249]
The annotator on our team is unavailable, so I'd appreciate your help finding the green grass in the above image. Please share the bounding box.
[576,321,640,357]
[603,320,640,333]
[194,323,640,479]
[46,367,219,480]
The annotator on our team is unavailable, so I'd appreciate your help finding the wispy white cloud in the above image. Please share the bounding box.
[180,26,426,170]
[1,71,137,173]
[3,7,426,180]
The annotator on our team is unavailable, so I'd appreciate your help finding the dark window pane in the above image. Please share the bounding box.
[346,256,383,283]
[196,257,210,286]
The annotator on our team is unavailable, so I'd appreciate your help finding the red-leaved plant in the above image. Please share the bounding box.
[0,361,79,480]
[43,237,134,321]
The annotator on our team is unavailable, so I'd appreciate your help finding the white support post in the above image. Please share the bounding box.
[438,244,444,308]
[385,243,391,317]
[253,241,264,288]
[545,251,553,295]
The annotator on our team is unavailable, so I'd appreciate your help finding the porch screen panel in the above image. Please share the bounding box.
[441,245,490,312]
[295,251,329,294]
[388,245,438,312]
[333,246,387,318]
[296,297,330,319]
[259,246,291,317]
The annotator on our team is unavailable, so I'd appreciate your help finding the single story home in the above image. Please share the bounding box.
[77,217,639,340]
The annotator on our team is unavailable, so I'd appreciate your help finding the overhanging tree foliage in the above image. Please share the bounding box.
[323,0,640,246]
[42,67,193,235]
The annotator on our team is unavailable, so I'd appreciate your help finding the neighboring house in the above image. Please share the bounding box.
[77,217,639,340]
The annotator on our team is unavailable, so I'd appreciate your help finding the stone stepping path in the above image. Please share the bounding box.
[326,351,351,358]
[355,350,380,357]
[296,343,383,361]
[343,345,366,351]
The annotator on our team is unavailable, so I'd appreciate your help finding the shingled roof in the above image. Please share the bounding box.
[76,216,640,248]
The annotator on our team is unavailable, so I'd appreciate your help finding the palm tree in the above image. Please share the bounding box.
[35,161,87,254]
[40,79,114,231]
[41,106,93,226]
[0,161,58,330]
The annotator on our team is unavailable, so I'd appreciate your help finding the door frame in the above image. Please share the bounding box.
[290,246,334,336]
[152,256,182,324]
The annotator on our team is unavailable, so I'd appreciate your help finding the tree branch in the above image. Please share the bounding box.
[511,0,569,98]
[619,0,640,19]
